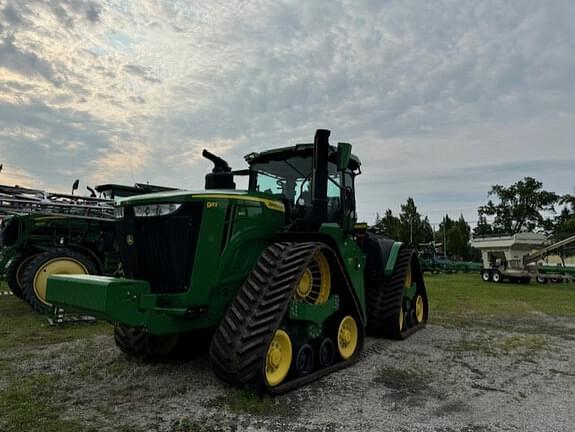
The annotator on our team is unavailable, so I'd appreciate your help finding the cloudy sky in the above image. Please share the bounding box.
[0,0,574,225]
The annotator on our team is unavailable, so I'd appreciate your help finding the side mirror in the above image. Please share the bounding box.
[336,142,352,171]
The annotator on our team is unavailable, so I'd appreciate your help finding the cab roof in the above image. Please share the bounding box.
[244,143,361,172]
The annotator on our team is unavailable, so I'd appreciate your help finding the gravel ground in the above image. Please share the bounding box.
[4,314,575,432]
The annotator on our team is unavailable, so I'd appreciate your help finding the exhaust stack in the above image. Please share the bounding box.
[311,129,330,227]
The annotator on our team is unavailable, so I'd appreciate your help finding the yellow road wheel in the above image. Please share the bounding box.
[337,315,359,360]
[399,306,404,332]
[265,329,292,387]
[33,258,88,305]
[294,250,331,304]
[404,263,412,289]
[415,294,424,323]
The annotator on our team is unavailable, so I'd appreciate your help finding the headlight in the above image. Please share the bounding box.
[133,203,182,217]
[114,206,125,219]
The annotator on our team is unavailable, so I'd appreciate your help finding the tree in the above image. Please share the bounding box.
[447,214,471,259]
[473,214,494,237]
[373,209,401,239]
[398,198,433,245]
[554,189,575,238]
[372,198,433,244]
[478,177,559,234]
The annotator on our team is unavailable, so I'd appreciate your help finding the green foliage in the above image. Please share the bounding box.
[373,198,433,245]
[554,190,575,239]
[447,215,471,259]
[477,176,559,234]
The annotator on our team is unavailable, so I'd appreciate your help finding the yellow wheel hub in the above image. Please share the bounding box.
[33,258,88,306]
[399,306,404,332]
[296,268,313,298]
[295,250,331,304]
[404,263,412,289]
[265,329,292,387]
[415,294,424,323]
[337,315,358,360]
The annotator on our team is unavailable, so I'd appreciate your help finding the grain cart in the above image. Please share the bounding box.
[46,130,428,392]
[0,183,175,313]
[471,233,575,284]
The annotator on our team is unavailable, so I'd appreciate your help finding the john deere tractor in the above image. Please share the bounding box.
[46,130,428,393]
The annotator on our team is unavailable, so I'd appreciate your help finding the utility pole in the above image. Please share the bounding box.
[443,215,447,258]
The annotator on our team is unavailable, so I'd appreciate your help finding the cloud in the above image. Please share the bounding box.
[0,165,39,189]
[0,35,60,84]
[123,64,161,83]
[0,0,574,225]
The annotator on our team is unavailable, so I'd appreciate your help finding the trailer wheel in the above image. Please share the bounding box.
[21,248,97,314]
[491,271,502,283]
[536,276,547,284]
[481,270,491,282]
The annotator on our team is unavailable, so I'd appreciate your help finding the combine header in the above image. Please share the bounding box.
[46,130,429,392]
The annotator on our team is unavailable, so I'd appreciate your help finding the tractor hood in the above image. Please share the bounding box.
[117,189,285,213]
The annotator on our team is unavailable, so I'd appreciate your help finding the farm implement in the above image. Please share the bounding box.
[0,182,175,321]
[471,233,575,284]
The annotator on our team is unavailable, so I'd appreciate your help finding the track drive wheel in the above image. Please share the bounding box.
[21,248,97,314]
[5,253,37,299]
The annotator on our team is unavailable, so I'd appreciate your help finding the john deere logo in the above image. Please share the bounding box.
[126,235,134,246]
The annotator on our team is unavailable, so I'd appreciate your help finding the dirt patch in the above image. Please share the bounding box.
[1,314,575,431]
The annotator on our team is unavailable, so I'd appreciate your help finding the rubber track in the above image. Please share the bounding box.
[366,247,427,340]
[209,241,364,394]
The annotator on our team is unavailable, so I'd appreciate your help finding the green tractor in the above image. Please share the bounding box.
[0,183,174,313]
[46,130,428,392]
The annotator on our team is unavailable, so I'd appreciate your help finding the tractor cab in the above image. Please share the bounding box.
[201,130,361,232]
[244,138,361,232]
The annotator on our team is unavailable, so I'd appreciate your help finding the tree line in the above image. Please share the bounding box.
[372,177,575,260]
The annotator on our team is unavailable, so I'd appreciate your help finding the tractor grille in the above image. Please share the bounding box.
[117,202,203,294]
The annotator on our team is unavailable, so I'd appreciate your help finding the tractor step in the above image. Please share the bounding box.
[47,307,98,326]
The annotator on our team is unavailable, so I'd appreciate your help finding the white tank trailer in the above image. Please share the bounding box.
[470,233,575,284]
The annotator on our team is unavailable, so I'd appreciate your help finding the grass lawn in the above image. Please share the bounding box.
[0,282,111,351]
[425,272,575,332]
